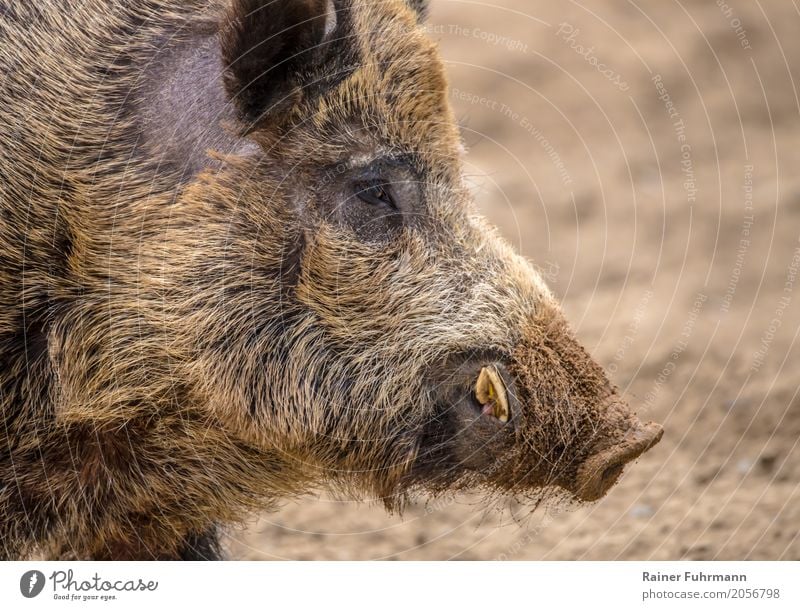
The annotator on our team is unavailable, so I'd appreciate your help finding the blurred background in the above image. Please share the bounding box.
[229,0,800,559]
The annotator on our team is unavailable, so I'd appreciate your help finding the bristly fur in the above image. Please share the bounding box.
[405,0,429,20]
[0,0,656,560]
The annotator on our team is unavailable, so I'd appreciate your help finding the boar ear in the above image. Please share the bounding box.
[220,0,335,128]
[406,0,429,21]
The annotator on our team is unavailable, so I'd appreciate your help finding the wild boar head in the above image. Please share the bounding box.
[171,0,663,512]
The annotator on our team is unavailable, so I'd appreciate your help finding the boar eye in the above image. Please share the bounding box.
[354,181,397,210]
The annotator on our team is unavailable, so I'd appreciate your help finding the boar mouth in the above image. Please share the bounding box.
[474,365,511,423]
[574,421,664,502]
[399,307,665,507]
[403,347,664,506]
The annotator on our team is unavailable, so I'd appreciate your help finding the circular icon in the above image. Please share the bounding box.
[20,570,45,598]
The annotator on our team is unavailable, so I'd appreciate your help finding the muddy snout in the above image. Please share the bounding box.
[424,335,664,503]
[575,421,664,501]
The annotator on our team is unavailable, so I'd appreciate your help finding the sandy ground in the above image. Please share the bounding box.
[229,0,800,560]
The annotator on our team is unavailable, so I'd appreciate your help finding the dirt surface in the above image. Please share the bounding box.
[229,0,800,560]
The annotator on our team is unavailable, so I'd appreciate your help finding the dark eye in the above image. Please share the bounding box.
[355,181,396,210]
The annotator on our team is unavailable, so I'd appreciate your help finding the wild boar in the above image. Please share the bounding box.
[0,0,662,559]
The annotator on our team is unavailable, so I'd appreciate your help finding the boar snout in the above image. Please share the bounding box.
[574,419,664,502]
[412,339,664,505]
[490,304,665,503]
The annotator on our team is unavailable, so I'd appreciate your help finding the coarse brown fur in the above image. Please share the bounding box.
[0,0,661,559]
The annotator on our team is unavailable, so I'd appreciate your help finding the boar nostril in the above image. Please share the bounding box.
[601,462,625,484]
[575,421,663,502]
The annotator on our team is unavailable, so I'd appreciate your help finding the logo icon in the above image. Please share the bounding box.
[20,570,45,598]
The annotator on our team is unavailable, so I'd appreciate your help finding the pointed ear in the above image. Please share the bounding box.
[406,0,429,21]
[221,0,334,128]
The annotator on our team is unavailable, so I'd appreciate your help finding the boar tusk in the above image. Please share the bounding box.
[475,365,510,423]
